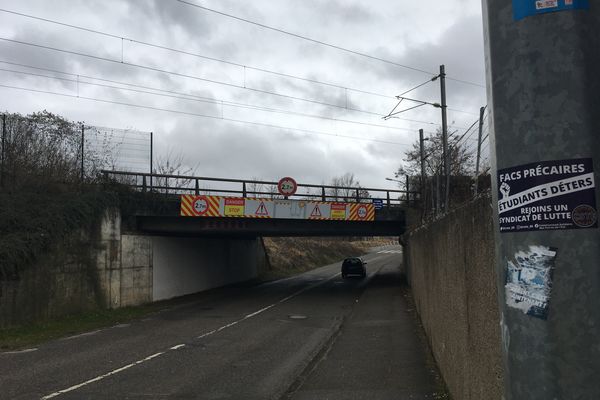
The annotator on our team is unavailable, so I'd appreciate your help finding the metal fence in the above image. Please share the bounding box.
[0,112,151,190]
[101,170,416,207]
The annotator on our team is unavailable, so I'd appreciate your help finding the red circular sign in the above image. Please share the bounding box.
[193,196,210,215]
[277,177,298,197]
[357,205,368,219]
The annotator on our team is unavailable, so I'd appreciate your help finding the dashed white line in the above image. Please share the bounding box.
[41,352,165,399]
[1,348,38,355]
[60,330,101,340]
[41,270,342,399]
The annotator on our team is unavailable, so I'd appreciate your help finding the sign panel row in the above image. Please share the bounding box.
[180,195,375,221]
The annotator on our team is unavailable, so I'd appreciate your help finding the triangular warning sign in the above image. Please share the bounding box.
[310,204,322,217]
[255,201,269,216]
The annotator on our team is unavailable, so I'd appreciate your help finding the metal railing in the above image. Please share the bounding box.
[101,170,419,207]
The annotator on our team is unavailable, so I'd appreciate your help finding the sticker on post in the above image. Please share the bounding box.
[512,0,589,21]
[505,245,556,320]
[497,158,597,233]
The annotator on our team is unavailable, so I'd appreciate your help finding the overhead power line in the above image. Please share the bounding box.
[0,8,395,99]
[0,37,476,129]
[454,117,481,145]
[175,0,485,88]
[0,62,438,134]
[0,83,416,147]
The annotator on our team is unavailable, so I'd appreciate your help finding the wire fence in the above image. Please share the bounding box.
[0,112,151,190]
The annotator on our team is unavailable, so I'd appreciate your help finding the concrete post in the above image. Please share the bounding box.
[482,2,599,399]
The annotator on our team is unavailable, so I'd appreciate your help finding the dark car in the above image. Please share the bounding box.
[341,257,367,279]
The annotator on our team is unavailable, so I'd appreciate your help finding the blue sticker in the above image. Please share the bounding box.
[513,0,589,21]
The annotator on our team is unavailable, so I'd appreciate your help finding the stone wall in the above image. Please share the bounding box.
[405,195,504,400]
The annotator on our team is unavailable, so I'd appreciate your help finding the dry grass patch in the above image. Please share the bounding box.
[262,237,396,280]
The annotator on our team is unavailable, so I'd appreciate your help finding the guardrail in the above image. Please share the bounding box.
[101,170,418,207]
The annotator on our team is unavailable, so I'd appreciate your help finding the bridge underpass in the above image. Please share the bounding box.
[98,170,409,305]
[104,170,408,238]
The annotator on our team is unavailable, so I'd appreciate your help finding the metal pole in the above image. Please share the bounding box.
[1,114,5,188]
[405,175,410,206]
[474,106,485,196]
[483,2,600,399]
[435,171,440,216]
[440,64,449,212]
[80,124,84,183]
[150,131,153,190]
[420,128,426,219]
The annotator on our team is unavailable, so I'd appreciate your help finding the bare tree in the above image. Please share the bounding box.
[153,148,197,193]
[393,127,478,215]
[247,177,264,198]
[327,173,370,202]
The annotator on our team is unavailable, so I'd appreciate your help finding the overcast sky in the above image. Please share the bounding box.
[0,0,488,191]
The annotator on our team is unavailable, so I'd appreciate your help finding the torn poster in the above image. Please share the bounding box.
[505,245,557,320]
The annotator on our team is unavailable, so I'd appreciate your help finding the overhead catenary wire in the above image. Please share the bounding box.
[0,83,417,147]
[175,0,485,88]
[0,8,402,100]
[0,64,441,134]
[0,37,476,129]
[454,117,480,146]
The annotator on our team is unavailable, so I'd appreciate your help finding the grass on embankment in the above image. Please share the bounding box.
[0,299,184,351]
[261,237,396,280]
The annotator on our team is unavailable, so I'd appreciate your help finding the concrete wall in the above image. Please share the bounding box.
[405,195,504,400]
[0,230,102,328]
[95,211,154,309]
[153,236,263,301]
[1,210,269,327]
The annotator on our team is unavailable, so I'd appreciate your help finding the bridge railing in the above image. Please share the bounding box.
[101,170,419,207]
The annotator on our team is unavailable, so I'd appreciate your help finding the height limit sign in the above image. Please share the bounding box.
[497,158,597,233]
[278,177,298,197]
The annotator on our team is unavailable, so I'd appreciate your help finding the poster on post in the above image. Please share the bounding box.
[512,0,589,21]
[497,158,597,233]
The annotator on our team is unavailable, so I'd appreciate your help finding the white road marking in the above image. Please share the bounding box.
[60,330,101,340]
[197,271,341,339]
[41,271,342,399]
[377,250,402,254]
[41,352,165,399]
[1,348,38,355]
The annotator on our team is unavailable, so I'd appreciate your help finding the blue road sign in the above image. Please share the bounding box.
[513,0,589,21]
[372,199,384,210]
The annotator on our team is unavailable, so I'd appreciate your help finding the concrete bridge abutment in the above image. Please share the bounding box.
[97,210,268,308]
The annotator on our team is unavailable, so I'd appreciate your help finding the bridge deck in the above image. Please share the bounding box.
[136,215,405,237]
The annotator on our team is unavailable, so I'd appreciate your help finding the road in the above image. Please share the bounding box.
[0,245,445,400]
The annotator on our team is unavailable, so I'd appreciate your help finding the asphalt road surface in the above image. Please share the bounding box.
[0,245,445,400]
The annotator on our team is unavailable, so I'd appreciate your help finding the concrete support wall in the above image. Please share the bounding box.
[405,195,504,400]
[152,236,262,301]
[95,211,153,309]
[0,231,102,328]
[1,210,268,327]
